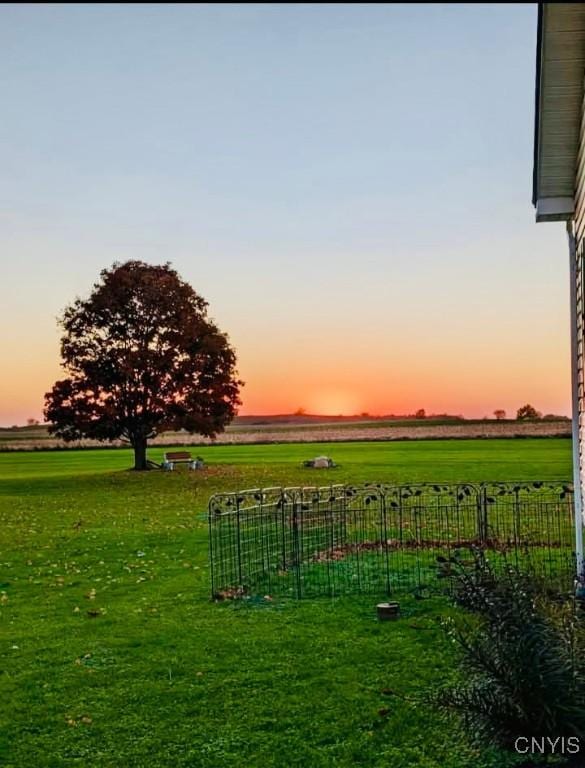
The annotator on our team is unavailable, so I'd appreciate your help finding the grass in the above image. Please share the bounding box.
[0,438,572,767]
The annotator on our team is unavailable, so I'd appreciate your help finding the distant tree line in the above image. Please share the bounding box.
[492,405,569,421]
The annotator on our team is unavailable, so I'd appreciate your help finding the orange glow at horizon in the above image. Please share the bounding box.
[0,268,574,425]
[306,390,364,417]
[0,360,572,425]
[0,320,574,425]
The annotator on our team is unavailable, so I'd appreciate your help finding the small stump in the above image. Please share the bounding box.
[377,602,400,621]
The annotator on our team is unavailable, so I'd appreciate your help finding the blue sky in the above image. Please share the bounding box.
[0,3,570,423]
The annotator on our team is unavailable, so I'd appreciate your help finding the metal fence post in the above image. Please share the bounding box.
[235,495,243,587]
[208,500,215,599]
[476,485,488,545]
[292,497,302,598]
[280,491,287,571]
[381,492,391,595]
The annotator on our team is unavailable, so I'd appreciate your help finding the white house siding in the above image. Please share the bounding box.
[573,85,585,509]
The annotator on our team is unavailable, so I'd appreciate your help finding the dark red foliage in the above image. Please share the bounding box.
[44,261,243,469]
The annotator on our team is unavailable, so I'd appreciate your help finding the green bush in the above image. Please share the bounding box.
[438,551,585,754]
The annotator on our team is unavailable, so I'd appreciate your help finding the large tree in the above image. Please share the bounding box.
[44,261,242,470]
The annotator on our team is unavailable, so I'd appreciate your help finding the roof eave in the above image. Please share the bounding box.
[532,2,544,207]
[532,3,585,222]
[535,195,575,222]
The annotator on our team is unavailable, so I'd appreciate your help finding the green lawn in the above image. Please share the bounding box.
[0,439,572,767]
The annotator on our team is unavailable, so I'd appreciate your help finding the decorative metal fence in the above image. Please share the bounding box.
[208,482,576,599]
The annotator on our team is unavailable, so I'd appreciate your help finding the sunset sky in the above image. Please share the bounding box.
[0,3,572,425]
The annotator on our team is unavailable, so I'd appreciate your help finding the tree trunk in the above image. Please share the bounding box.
[133,437,148,471]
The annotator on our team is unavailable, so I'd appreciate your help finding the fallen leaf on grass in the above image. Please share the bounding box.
[65,715,92,726]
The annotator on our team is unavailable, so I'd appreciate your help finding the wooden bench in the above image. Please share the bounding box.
[162,451,204,471]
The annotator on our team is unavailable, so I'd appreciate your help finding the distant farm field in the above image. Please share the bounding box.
[0,417,571,451]
[0,439,572,767]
